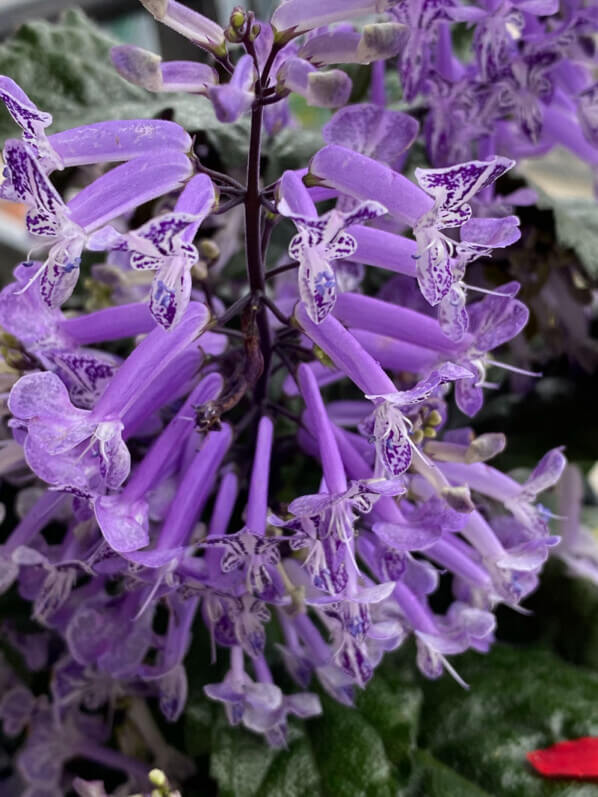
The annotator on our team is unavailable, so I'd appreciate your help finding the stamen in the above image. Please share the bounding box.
[486,359,542,378]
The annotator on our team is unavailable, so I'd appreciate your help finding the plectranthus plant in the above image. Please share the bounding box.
[0,0,596,794]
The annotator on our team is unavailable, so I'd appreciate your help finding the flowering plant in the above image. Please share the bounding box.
[0,1,597,794]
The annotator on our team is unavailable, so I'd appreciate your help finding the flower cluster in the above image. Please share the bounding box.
[0,0,596,792]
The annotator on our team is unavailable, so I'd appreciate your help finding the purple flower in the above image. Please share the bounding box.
[323,103,419,169]
[0,77,59,173]
[139,0,226,56]
[111,44,218,94]
[3,139,192,308]
[555,465,598,585]
[271,0,400,37]
[452,282,530,417]
[280,172,386,323]
[364,363,472,478]
[8,372,129,496]
[412,156,515,308]
[392,0,457,101]
[208,55,256,123]
[88,174,215,328]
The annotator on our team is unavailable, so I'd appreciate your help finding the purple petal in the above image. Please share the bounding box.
[94,495,150,552]
[288,492,335,517]
[415,237,453,305]
[323,103,418,167]
[459,215,521,250]
[0,76,52,145]
[373,521,442,551]
[327,231,357,261]
[3,139,63,211]
[298,255,337,324]
[150,269,192,329]
[8,370,73,421]
[67,151,193,232]
[468,284,529,353]
[66,607,108,665]
[415,156,515,213]
[277,170,318,219]
[379,421,412,477]
[49,119,192,166]
[455,376,484,417]
[438,284,468,342]
[39,252,82,309]
[208,55,255,123]
[158,664,188,721]
[522,447,567,499]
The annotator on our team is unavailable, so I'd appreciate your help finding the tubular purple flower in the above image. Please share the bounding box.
[347,226,417,278]
[279,178,386,323]
[246,417,274,537]
[152,424,232,554]
[440,448,566,538]
[139,0,226,56]
[298,363,347,494]
[111,45,218,94]
[94,373,222,552]
[48,119,193,166]
[8,303,209,496]
[58,303,155,345]
[271,0,399,38]
[309,144,433,226]
[209,470,239,538]
[352,329,438,374]
[298,23,407,66]
[93,302,209,418]
[334,292,459,353]
[88,173,215,329]
[208,55,256,124]
[277,58,352,109]
[295,302,396,396]
[3,141,192,308]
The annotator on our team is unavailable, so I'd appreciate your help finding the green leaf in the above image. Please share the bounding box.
[551,198,598,279]
[0,10,219,143]
[185,665,422,797]
[530,184,598,279]
[405,750,493,797]
[418,645,598,797]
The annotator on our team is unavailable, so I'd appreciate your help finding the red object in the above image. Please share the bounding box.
[527,737,598,779]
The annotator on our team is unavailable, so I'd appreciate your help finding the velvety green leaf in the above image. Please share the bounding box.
[0,10,221,144]
[418,645,598,797]
[404,750,493,797]
[531,185,598,279]
[209,714,279,797]
[551,198,598,278]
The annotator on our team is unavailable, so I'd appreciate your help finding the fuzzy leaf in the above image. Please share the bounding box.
[417,645,598,797]
[0,10,221,148]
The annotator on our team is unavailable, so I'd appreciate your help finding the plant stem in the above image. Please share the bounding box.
[245,88,271,407]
